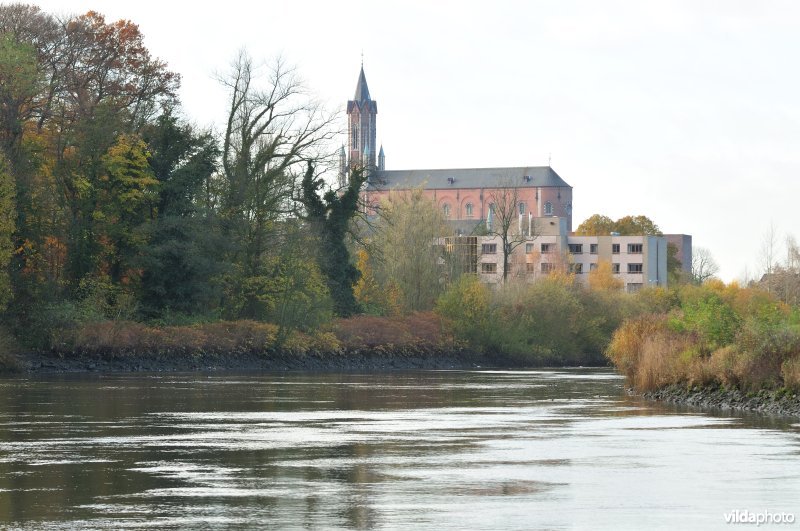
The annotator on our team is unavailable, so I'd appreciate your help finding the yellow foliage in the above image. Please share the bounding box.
[588,260,623,291]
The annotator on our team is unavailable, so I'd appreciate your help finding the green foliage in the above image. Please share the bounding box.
[676,286,740,349]
[300,164,366,317]
[436,275,493,350]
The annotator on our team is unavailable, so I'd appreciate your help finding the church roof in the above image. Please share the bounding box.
[369,166,570,190]
[353,66,371,101]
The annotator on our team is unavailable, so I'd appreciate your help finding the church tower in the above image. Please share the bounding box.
[347,66,377,172]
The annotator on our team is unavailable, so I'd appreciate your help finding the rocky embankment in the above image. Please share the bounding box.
[640,384,800,418]
[14,347,494,374]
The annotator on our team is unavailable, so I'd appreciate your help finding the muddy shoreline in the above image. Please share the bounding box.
[10,347,510,374]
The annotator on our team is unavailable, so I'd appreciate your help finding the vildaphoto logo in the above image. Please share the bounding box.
[724,509,795,526]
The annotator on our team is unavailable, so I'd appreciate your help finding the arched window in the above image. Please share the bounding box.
[352,127,359,149]
[518,202,526,215]
[465,203,473,218]
[544,201,553,215]
[442,203,450,218]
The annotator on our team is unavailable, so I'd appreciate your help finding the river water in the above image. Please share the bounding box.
[0,369,798,530]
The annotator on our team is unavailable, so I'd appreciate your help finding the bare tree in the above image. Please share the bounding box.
[759,222,779,293]
[691,246,719,284]
[485,185,537,283]
[218,51,337,272]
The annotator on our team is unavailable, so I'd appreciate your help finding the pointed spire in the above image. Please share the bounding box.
[378,144,385,171]
[354,66,371,102]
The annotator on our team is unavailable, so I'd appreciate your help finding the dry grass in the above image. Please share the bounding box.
[332,312,448,349]
[781,357,800,391]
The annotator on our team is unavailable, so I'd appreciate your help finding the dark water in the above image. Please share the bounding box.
[0,369,798,530]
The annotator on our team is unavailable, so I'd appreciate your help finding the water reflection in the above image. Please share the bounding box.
[0,369,798,529]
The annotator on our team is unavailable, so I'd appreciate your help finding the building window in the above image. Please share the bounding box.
[541,263,556,274]
[352,127,358,149]
[526,262,536,273]
[465,203,473,218]
[568,244,582,254]
[525,243,535,254]
[544,201,553,215]
[627,283,643,293]
[590,244,598,254]
[628,263,643,274]
[541,243,553,253]
[442,204,450,218]
[589,263,598,271]
[628,243,643,254]
[481,262,497,274]
[612,244,620,254]
[481,243,497,254]
[518,202,526,215]
[612,263,620,274]
[570,263,583,274]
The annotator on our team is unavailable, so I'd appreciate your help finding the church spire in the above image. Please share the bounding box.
[353,66,371,102]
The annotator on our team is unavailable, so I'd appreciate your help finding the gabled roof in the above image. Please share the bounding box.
[353,66,371,101]
[368,166,571,190]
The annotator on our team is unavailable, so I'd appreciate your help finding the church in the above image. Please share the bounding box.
[339,66,687,290]
[338,66,575,233]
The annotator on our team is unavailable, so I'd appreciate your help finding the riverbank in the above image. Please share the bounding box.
[636,384,800,418]
[14,346,494,374]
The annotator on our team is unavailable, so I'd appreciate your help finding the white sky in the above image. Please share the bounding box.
[30,0,800,281]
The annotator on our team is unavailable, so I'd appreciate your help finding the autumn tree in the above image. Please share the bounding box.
[588,260,623,291]
[574,214,615,236]
[575,214,662,236]
[372,188,448,312]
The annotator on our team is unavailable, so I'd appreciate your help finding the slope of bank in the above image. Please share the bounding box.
[15,346,492,374]
[637,384,800,418]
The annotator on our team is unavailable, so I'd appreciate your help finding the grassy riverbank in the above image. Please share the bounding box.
[0,313,495,373]
[607,281,800,394]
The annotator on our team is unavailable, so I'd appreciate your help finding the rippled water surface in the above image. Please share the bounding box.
[0,369,799,529]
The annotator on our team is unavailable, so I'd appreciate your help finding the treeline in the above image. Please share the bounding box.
[0,5,367,351]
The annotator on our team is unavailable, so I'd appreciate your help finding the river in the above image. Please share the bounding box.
[0,369,798,529]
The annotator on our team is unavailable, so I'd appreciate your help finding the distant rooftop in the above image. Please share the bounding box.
[368,166,570,190]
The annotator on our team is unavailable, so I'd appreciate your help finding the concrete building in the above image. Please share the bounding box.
[462,217,669,291]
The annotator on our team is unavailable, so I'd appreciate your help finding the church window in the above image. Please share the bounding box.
[352,127,359,149]
[465,203,474,218]
[518,202,526,215]
[544,201,553,215]
[442,204,450,218]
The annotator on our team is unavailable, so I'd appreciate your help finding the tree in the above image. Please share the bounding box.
[485,185,534,283]
[218,51,337,317]
[300,164,367,317]
[575,214,662,236]
[691,246,719,284]
[0,153,14,310]
[372,188,447,312]
[575,214,615,236]
[588,260,623,291]
[614,215,662,236]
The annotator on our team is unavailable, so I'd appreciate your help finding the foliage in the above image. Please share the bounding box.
[0,153,14,310]
[371,189,448,312]
[575,214,661,236]
[607,281,800,391]
[300,164,366,317]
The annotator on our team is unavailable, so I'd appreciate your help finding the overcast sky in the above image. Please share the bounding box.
[31,0,800,281]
